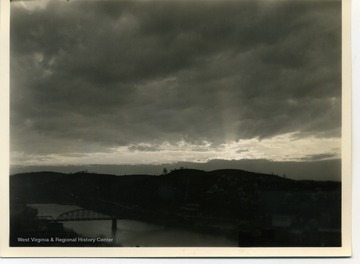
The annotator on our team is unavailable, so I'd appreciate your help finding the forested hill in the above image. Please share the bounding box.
[10,169,340,220]
[10,168,341,246]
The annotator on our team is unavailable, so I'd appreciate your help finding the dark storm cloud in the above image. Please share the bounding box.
[10,0,341,155]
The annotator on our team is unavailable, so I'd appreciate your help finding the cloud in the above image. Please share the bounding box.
[10,0,342,163]
[10,132,340,169]
[128,144,161,152]
[300,153,339,161]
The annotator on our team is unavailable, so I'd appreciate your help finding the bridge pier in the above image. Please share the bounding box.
[111,218,117,231]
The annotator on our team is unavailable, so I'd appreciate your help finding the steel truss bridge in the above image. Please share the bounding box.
[56,209,118,231]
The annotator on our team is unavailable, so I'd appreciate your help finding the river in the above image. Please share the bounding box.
[29,203,238,247]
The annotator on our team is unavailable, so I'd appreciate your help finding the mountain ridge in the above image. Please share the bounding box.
[10,168,341,247]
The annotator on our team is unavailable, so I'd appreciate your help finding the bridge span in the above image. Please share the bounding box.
[56,209,118,231]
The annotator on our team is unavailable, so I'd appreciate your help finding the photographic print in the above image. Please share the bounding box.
[3,0,351,257]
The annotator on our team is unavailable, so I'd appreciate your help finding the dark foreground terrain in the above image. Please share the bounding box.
[10,168,341,247]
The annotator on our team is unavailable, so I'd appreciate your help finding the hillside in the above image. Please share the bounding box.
[10,169,341,246]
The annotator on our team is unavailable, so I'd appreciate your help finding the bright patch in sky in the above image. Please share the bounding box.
[11,132,339,166]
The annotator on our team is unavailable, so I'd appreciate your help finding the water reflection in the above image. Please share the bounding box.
[30,203,237,247]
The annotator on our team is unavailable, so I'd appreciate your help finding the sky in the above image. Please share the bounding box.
[10,0,342,179]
